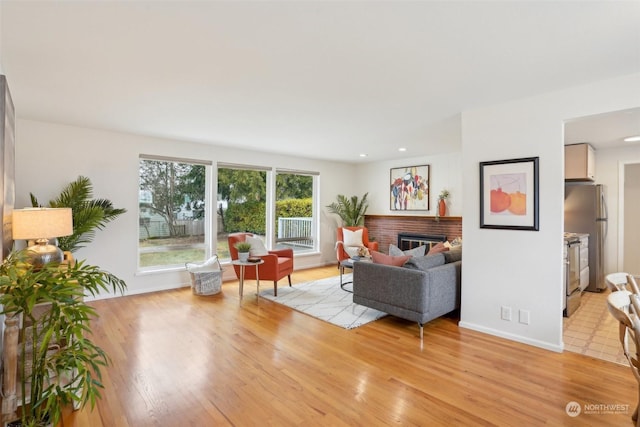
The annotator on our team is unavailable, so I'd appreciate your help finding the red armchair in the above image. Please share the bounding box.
[227,233,293,296]
[336,226,379,265]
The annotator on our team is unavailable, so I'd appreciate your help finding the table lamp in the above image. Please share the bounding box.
[12,207,73,267]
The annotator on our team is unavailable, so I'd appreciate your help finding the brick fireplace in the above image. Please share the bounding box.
[364,215,462,254]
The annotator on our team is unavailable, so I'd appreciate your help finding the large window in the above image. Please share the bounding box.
[274,170,315,254]
[216,165,267,259]
[138,155,211,270]
[217,165,317,260]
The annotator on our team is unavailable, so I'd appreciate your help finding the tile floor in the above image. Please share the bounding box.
[563,289,629,366]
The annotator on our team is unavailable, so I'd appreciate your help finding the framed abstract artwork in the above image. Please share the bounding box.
[390,165,430,211]
[479,157,539,231]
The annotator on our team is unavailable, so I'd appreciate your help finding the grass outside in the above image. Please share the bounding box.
[138,235,231,267]
[138,234,310,267]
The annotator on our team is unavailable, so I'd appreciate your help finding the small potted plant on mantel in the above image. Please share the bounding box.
[234,242,252,262]
[0,249,126,427]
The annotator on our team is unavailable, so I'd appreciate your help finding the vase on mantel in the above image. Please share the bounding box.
[438,198,447,217]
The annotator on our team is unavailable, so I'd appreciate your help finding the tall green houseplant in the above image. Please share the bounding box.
[0,250,127,426]
[326,193,369,226]
[30,176,126,253]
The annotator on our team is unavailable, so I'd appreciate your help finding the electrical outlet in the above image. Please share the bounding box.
[519,310,530,325]
[501,306,512,321]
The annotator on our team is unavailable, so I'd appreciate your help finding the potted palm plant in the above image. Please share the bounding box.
[0,250,127,427]
[326,193,369,226]
[30,176,126,253]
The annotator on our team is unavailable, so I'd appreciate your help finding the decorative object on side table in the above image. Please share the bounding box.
[0,249,127,427]
[12,208,73,268]
[234,241,252,262]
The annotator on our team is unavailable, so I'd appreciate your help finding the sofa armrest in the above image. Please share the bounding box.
[424,261,462,318]
[258,253,279,269]
[269,248,293,258]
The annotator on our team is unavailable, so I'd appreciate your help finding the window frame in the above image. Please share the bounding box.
[216,163,319,262]
[138,154,213,273]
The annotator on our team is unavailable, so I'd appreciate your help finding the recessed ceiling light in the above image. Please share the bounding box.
[359,153,368,157]
[398,148,407,152]
[624,135,640,142]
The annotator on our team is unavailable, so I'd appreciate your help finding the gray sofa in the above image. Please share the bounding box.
[352,250,461,339]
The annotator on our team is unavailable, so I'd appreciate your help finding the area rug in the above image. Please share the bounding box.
[259,273,387,329]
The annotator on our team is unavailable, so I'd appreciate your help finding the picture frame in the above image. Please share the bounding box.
[479,157,539,231]
[0,76,14,260]
[390,165,430,211]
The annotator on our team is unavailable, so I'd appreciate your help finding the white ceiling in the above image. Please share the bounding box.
[565,107,640,150]
[1,1,639,163]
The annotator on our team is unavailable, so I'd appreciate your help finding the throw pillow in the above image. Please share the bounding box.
[245,236,269,257]
[403,253,446,271]
[427,242,450,254]
[342,228,364,247]
[388,243,427,257]
[371,250,411,267]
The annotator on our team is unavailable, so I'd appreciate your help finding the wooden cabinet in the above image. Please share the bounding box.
[565,143,595,181]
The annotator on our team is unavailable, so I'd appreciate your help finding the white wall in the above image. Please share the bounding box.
[356,114,462,217]
[15,119,357,297]
[460,72,640,352]
[356,151,462,217]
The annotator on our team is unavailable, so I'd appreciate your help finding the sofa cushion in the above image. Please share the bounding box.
[388,243,427,257]
[403,253,446,271]
[371,250,411,267]
[443,248,462,264]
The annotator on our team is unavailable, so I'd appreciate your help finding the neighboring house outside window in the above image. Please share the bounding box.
[138,155,211,271]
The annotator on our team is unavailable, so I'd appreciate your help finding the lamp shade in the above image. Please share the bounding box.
[12,208,73,240]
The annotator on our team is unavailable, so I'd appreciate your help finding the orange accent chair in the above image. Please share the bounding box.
[227,233,293,297]
[336,226,379,264]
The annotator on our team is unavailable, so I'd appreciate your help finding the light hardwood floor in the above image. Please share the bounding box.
[60,265,637,426]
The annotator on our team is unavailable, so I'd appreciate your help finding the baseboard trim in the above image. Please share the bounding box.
[458,321,563,353]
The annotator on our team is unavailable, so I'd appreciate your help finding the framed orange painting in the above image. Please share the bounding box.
[479,157,539,231]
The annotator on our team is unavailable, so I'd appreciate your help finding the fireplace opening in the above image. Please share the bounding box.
[397,233,446,251]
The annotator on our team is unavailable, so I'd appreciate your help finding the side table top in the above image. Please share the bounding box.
[341,257,372,266]
[232,259,265,266]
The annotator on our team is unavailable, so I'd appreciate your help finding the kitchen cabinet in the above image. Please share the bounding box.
[565,143,595,181]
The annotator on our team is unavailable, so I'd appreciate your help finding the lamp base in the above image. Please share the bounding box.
[26,242,64,268]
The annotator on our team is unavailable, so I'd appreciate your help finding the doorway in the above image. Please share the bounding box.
[562,107,640,365]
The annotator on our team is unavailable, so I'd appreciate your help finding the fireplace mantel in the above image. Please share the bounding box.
[365,214,462,221]
[364,215,462,254]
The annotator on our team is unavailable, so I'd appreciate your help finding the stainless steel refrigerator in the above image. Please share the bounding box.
[564,183,608,292]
